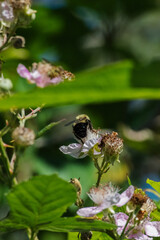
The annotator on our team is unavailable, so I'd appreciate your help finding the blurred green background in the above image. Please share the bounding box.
[1,0,160,239]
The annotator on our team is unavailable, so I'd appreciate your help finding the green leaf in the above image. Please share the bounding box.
[127,175,132,186]
[92,232,114,240]
[2,60,160,110]
[0,216,116,234]
[40,217,116,232]
[146,179,160,194]
[151,210,160,221]
[0,218,27,232]
[6,174,76,228]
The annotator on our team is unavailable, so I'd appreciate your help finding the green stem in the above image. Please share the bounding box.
[0,124,10,137]
[27,228,39,240]
[0,22,18,52]
[0,138,11,185]
[30,230,39,240]
[11,147,24,185]
[36,119,65,139]
[119,213,133,240]
[96,170,103,187]
[95,157,110,187]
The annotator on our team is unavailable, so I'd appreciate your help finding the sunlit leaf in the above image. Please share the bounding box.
[151,210,160,221]
[146,179,160,194]
[6,174,76,228]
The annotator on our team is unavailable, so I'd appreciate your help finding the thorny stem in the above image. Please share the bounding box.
[36,118,65,139]
[18,107,41,127]
[11,146,23,185]
[19,108,25,127]
[0,122,10,137]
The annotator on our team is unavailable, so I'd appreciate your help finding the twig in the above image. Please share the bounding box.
[36,119,65,139]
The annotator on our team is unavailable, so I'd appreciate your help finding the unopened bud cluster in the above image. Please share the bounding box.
[9,0,31,10]
[100,132,123,156]
[0,0,35,26]
[12,126,35,147]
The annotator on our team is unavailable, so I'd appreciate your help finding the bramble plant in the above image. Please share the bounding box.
[0,1,160,240]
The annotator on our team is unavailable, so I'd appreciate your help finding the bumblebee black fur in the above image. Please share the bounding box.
[72,114,93,143]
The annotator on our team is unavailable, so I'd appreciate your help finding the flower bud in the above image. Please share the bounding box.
[99,131,123,164]
[0,1,14,23]
[9,0,31,10]
[12,127,35,146]
[0,74,13,91]
[17,7,36,27]
[10,36,25,48]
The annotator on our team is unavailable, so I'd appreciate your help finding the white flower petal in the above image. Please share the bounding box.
[81,138,100,154]
[116,185,134,207]
[102,193,120,208]
[145,221,160,237]
[77,206,104,217]
[59,143,86,158]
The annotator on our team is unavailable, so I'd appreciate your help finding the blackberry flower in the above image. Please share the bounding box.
[77,184,134,217]
[17,61,74,88]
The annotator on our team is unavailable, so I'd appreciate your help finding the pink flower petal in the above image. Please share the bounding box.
[50,76,63,85]
[128,232,152,240]
[35,76,50,87]
[77,206,104,217]
[145,221,160,237]
[114,212,129,235]
[116,185,134,207]
[17,64,32,81]
[59,143,86,158]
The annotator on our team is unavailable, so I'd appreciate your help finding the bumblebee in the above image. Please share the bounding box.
[65,114,97,143]
[72,114,96,143]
